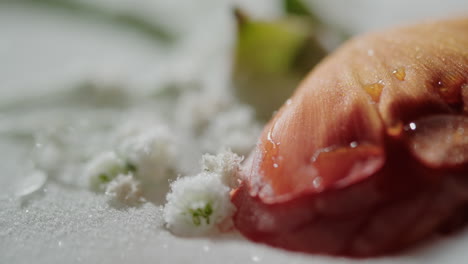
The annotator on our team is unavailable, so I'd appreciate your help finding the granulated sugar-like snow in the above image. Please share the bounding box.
[0,0,261,248]
[0,184,165,264]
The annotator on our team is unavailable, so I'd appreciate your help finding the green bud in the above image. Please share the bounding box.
[233,8,327,121]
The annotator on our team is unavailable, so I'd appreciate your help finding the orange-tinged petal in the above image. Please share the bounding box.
[232,17,468,257]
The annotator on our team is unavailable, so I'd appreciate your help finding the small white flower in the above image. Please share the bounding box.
[163,172,235,236]
[85,151,131,192]
[201,150,243,188]
[105,174,143,205]
[200,106,261,155]
[116,124,176,184]
[175,90,231,135]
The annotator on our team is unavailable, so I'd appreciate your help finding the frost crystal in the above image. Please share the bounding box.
[163,172,235,236]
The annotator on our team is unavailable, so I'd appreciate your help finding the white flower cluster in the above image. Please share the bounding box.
[84,151,142,204]
[200,106,261,155]
[201,150,243,188]
[163,150,242,236]
[85,151,130,192]
[105,174,142,205]
[116,124,176,184]
[84,122,176,205]
[175,89,261,156]
[175,89,231,135]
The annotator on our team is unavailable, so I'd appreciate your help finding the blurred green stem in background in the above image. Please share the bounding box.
[284,0,320,23]
[233,0,328,121]
[0,0,174,44]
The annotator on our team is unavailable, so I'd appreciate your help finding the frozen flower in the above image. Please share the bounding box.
[200,106,261,155]
[85,151,136,192]
[163,172,235,236]
[201,150,243,188]
[116,124,176,184]
[105,174,143,205]
[175,90,232,135]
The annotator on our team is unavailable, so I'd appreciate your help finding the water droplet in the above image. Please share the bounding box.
[312,177,322,189]
[286,99,292,106]
[349,141,358,148]
[392,67,406,81]
[408,122,417,131]
[310,146,335,162]
[251,255,262,262]
[267,129,275,149]
[265,125,280,155]
[363,80,385,102]
[273,163,279,168]
[367,49,374,56]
